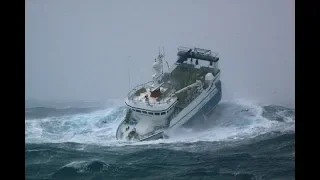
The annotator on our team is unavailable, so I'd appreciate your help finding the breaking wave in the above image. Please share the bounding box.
[25,99,294,147]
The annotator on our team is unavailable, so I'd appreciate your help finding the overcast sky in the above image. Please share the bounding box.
[25,0,294,108]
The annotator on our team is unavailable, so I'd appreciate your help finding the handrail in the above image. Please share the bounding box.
[127,81,154,98]
[127,81,176,105]
[129,96,176,105]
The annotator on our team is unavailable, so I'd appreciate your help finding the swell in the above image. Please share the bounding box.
[25,106,103,120]
[25,99,294,180]
[25,133,294,180]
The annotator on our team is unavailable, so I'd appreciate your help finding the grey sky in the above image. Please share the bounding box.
[25,0,294,108]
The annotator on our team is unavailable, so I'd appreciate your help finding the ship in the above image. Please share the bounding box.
[116,46,222,141]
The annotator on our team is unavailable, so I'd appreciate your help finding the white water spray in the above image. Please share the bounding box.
[25,99,294,147]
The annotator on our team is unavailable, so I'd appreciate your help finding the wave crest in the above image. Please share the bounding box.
[25,99,294,146]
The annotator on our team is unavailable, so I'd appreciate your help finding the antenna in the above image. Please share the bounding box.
[166,61,170,71]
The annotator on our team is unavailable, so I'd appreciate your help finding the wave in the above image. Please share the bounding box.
[26,132,294,180]
[25,99,294,147]
[25,106,104,120]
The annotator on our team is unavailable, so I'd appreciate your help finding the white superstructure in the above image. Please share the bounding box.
[116,46,222,141]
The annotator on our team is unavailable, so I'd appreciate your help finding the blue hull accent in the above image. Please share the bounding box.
[139,131,164,141]
[182,80,222,127]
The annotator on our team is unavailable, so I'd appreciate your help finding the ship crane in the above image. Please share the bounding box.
[171,80,202,97]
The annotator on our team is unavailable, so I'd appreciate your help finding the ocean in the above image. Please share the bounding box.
[25,99,295,180]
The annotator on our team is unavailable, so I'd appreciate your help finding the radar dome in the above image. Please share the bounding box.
[205,73,214,81]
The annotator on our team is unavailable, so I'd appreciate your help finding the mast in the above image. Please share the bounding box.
[163,46,170,72]
[158,46,164,73]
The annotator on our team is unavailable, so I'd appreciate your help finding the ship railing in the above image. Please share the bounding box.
[127,82,176,105]
[127,81,154,99]
[130,96,175,105]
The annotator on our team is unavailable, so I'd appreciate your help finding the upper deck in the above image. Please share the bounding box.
[125,46,220,112]
[125,80,178,111]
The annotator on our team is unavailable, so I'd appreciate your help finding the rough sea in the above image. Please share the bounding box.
[25,99,295,180]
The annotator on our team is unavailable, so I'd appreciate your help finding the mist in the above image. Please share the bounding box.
[25,0,294,108]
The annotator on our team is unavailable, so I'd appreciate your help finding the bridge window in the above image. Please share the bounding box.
[161,112,166,115]
[155,112,160,115]
[136,110,141,113]
[142,111,147,114]
[148,112,153,115]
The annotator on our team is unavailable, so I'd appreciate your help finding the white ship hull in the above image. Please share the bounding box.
[116,46,222,142]
[116,80,222,141]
